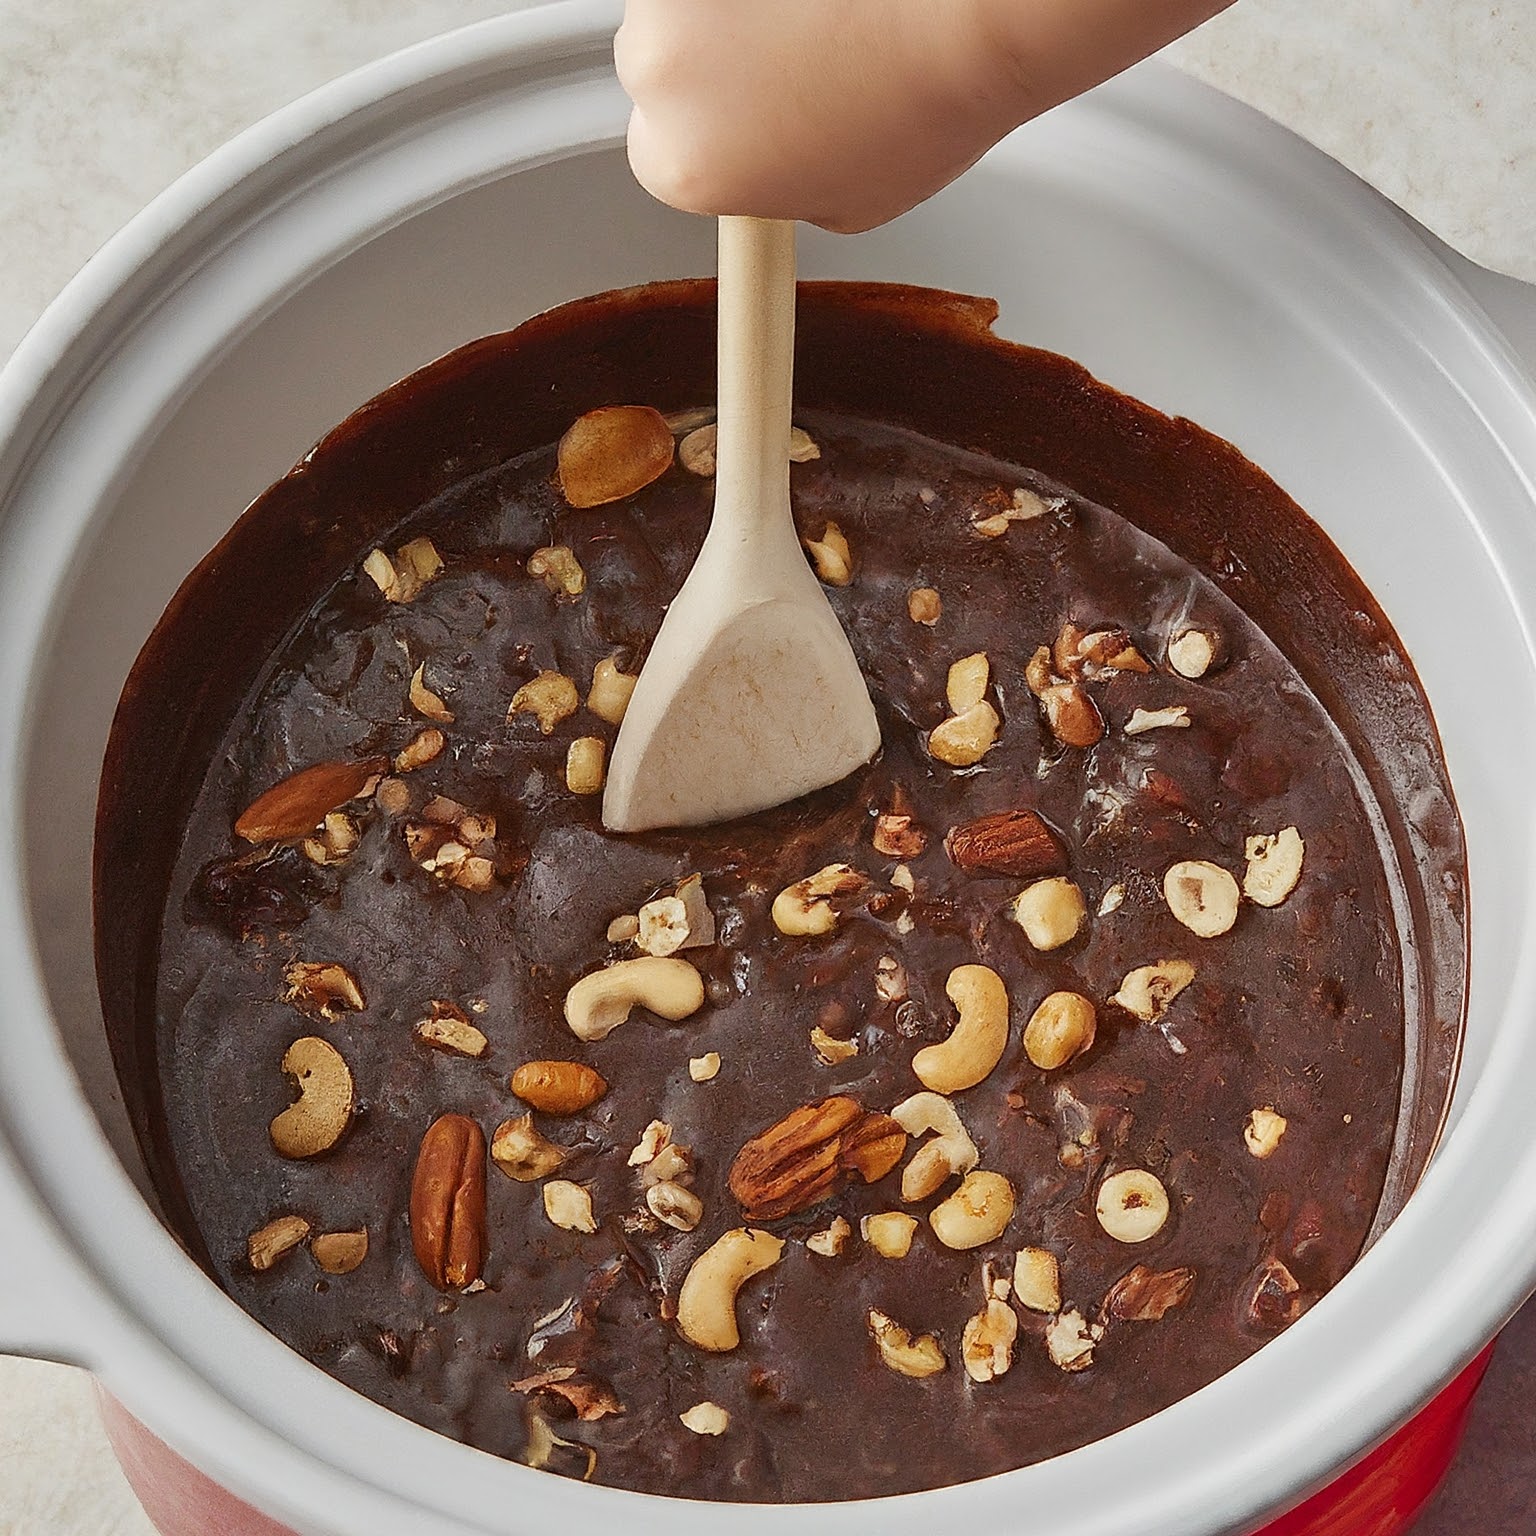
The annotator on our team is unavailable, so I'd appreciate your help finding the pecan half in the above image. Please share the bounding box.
[410,1113,487,1291]
[729,1096,907,1220]
[1103,1264,1196,1322]
[235,757,389,842]
[944,809,1065,878]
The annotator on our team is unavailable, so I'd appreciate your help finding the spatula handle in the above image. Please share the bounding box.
[714,216,797,535]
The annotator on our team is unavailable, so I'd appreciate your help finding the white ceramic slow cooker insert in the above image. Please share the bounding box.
[2,7,1536,1533]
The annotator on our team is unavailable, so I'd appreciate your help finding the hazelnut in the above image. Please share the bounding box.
[1163,860,1240,938]
[1041,683,1104,748]
[907,587,942,625]
[1167,628,1218,679]
[861,1211,919,1258]
[1245,1106,1288,1158]
[1096,1169,1170,1244]
[1012,1247,1062,1313]
[1010,877,1086,950]
[1023,991,1097,1071]
[1244,827,1305,907]
[1112,959,1196,1022]
[543,1179,598,1234]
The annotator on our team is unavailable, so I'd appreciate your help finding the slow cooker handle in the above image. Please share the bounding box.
[0,1154,102,1366]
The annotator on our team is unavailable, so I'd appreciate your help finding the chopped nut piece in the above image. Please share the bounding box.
[557,405,674,508]
[945,652,991,713]
[678,423,718,476]
[1045,1308,1102,1372]
[929,1170,1016,1250]
[283,960,365,1021]
[409,663,455,724]
[946,808,1064,877]
[1244,827,1305,907]
[512,1060,608,1115]
[810,1025,859,1065]
[563,736,606,795]
[586,655,638,724]
[1024,645,1054,695]
[414,1001,490,1058]
[645,1142,692,1186]
[1098,883,1126,916]
[269,1037,355,1159]
[490,1114,565,1181]
[674,874,717,949]
[679,1401,730,1435]
[677,1228,785,1351]
[563,956,705,1041]
[301,810,360,867]
[1072,628,1152,677]
[1112,959,1196,1022]
[512,1370,621,1421]
[1011,877,1086,950]
[637,894,690,956]
[1041,682,1105,748]
[927,701,1001,766]
[1245,1106,1289,1158]
[311,1230,368,1275]
[1104,1263,1196,1321]
[248,1214,310,1271]
[1023,991,1097,1071]
[1163,860,1240,938]
[907,587,942,625]
[912,964,1009,1095]
[890,863,916,894]
[1167,628,1218,679]
[526,544,586,597]
[806,1215,852,1257]
[803,522,853,586]
[772,863,868,936]
[862,1211,919,1258]
[962,1297,1018,1383]
[628,1120,674,1167]
[374,775,411,815]
[363,537,443,602]
[973,486,1050,537]
[394,728,445,773]
[543,1179,598,1234]
[873,809,927,858]
[607,913,640,943]
[874,954,908,1003]
[1013,1247,1063,1313]
[1096,1169,1170,1244]
[647,1180,704,1232]
[509,671,579,734]
[1124,705,1191,735]
[891,1092,980,1201]
[788,426,821,462]
[689,1051,722,1082]
[868,1308,947,1378]
[663,406,715,434]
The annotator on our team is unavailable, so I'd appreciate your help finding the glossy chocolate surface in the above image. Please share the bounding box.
[95,284,1466,1502]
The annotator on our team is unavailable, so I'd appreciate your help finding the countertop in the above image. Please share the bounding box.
[1,2,1533,1532]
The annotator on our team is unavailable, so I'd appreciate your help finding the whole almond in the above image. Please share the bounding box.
[410,1113,487,1291]
[510,1060,609,1115]
[728,1096,907,1220]
[235,757,389,842]
[945,809,1065,878]
[557,405,675,508]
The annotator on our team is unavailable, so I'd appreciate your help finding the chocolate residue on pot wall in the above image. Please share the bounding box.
[94,283,1466,1502]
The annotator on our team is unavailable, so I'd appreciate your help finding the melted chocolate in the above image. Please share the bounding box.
[95,284,1466,1502]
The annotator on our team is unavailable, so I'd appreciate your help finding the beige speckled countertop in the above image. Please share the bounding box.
[2,3,1533,1532]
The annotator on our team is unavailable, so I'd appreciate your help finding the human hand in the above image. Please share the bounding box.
[617,0,1233,233]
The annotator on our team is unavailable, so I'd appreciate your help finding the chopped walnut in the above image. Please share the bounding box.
[283,960,365,1021]
[810,1026,859,1065]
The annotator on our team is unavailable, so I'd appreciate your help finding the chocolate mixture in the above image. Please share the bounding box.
[96,284,1466,1503]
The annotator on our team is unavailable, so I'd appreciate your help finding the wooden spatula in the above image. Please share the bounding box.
[602,216,881,832]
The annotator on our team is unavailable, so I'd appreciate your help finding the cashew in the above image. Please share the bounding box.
[676,1228,785,1351]
[771,864,867,936]
[509,671,579,734]
[911,964,1010,1094]
[587,655,637,724]
[563,956,705,1041]
[945,652,991,713]
[929,1170,1016,1250]
[269,1037,354,1158]
[810,1025,859,1065]
[678,424,718,476]
[394,728,444,774]
[927,701,1000,766]
[867,1308,947,1378]
[890,1091,980,1200]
